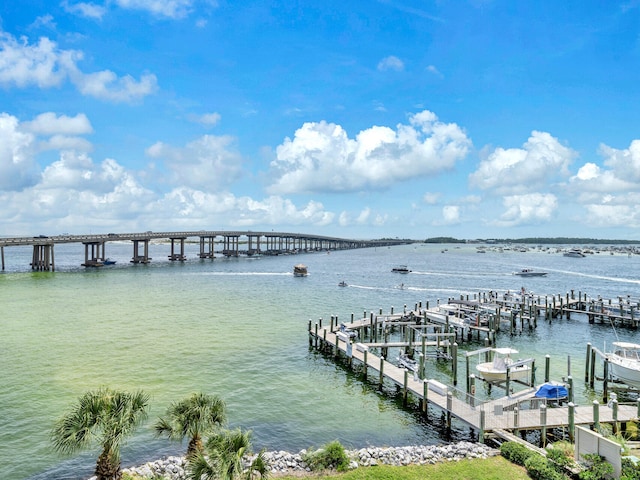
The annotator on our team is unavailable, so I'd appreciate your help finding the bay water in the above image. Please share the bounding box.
[2,241,640,479]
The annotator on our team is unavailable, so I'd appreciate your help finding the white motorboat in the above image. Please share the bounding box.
[476,347,531,383]
[563,248,586,258]
[513,268,547,277]
[293,264,308,276]
[607,341,640,388]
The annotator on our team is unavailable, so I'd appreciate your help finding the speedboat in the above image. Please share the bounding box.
[293,264,308,277]
[607,341,640,388]
[103,258,116,265]
[476,347,531,383]
[392,265,411,273]
[564,248,586,258]
[513,268,547,277]
[338,281,347,287]
[397,352,418,372]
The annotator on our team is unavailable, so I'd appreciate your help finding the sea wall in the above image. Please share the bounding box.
[109,441,498,479]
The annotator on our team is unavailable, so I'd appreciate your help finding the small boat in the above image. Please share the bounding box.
[534,382,568,405]
[397,352,418,372]
[513,268,547,277]
[607,341,640,388]
[476,347,531,383]
[103,258,116,265]
[392,265,411,273]
[338,281,347,287]
[564,248,586,258]
[293,264,308,277]
[338,323,357,339]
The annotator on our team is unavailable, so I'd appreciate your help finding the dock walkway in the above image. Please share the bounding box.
[310,317,639,442]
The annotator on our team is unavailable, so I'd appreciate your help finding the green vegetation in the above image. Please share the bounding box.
[51,387,149,480]
[302,440,351,472]
[186,428,269,480]
[277,456,529,480]
[154,392,227,457]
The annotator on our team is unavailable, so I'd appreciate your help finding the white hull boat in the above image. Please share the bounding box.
[607,341,640,388]
[476,347,531,383]
[514,268,547,277]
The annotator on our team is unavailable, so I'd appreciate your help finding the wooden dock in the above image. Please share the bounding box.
[309,312,639,444]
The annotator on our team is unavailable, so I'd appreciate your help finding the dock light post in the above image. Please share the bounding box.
[568,402,575,441]
[540,404,547,447]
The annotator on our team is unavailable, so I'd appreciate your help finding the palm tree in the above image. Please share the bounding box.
[187,428,269,480]
[154,392,226,457]
[51,387,149,480]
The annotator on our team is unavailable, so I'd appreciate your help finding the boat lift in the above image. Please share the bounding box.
[464,346,536,396]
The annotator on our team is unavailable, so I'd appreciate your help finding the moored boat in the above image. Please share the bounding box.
[476,347,531,383]
[397,352,418,372]
[607,341,640,388]
[293,264,308,277]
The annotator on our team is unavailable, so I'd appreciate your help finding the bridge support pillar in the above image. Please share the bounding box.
[31,243,55,271]
[199,236,215,259]
[82,241,105,267]
[222,235,239,257]
[131,239,151,264]
[168,237,187,261]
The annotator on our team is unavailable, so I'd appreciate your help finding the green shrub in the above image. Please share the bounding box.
[547,446,576,470]
[578,453,614,480]
[302,440,350,472]
[621,457,640,480]
[524,454,567,480]
[500,441,534,466]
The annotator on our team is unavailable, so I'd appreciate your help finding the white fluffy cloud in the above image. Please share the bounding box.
[268,110,471,194]
[146,134,244,191]
[493,193,558,226]
[0,113,38,190]
[0,31,157,102]
[469,131,576,195]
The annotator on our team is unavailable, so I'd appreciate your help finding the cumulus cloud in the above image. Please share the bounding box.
[268,110,471,194]
[146,134,243,191]
[0,31,157,102]
[22,112,93,135]
[469,131,576,195]
[422,192,441,204]
[493,193,558,226]
[377,55,404,71]
[0,113,38,190]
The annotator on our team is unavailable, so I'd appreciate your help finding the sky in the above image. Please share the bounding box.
[1,1,640,240]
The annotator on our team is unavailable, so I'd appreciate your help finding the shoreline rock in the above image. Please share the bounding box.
[113,441,498,479]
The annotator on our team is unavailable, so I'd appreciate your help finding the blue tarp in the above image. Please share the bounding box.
[534,383,568,400]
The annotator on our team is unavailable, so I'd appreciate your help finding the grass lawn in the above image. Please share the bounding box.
[275,456,529,480]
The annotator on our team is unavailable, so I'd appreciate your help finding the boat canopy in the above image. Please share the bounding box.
[535,383,568,400]
[493,347,519,355]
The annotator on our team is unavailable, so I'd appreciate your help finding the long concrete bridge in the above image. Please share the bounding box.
[0,230,413,271]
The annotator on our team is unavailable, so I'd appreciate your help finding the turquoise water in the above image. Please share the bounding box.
[2,242,640,479]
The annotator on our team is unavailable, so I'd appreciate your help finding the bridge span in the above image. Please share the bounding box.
[0,230,412,271]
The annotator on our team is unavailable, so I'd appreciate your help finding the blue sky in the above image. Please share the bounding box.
[1,1,640,240]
